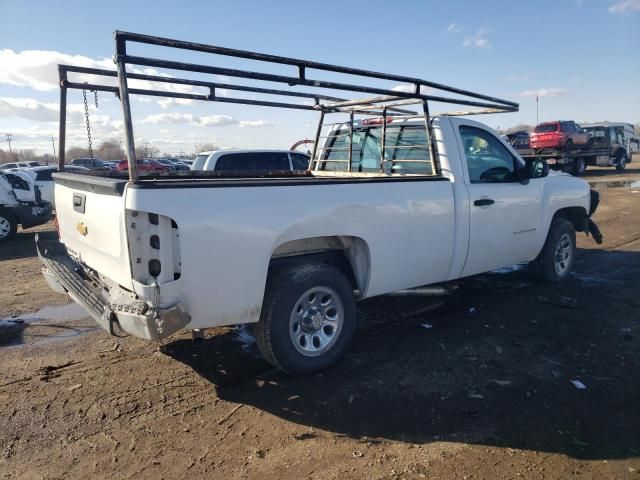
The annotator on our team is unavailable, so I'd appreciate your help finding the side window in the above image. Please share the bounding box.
[290,153,310,170]
[259,152,290,170]
[459,125,517,183]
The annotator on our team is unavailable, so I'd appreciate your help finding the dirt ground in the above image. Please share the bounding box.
[1,164,639,480]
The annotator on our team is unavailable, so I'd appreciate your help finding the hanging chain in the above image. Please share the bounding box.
[82,88,94,160]
[93,90,98,108]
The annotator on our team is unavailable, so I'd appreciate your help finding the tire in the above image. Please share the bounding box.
[255,263,357,375]
[615,151,627,171]
[565,139,573,152]
[529,218,576,283]
[572,157,586,176]
[0,208,18,243]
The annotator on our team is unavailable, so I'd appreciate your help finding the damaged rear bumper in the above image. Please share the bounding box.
[35,235,190,340]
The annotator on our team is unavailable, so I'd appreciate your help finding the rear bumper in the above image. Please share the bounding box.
[35,235,190,340]
[530,138,563,149]
[15,202,52,229]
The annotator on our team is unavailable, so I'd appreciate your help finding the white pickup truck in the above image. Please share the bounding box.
[38,32,602,374]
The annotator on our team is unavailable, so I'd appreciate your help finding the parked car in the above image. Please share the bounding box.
[530,121,593,152]
[0,171,52,242]
[115,158,171,172]
[155,158,190,171]
[194,150,311,171]
[70,158,113,170]
[22,165,89,208]
[503,131,533,154]
[1,161,42,170]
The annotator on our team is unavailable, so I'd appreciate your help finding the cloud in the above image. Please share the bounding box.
[391,84,432,94]
[0,49,202,111]
[608,0,640,13]
[0,97,60,121]
[198,115,237,127]
[517,88,569,98]
[157,98,194,109]
[141,113,197,125]
[140,112,275,129]
[463,28,492,49]
[238,120,277,128]
[444,23,463,33]
[0,49,114,91]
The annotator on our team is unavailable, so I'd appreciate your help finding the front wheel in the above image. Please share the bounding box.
[0,209,17,243]
[616,151,627,171]
[255,263,357,375]
[530,218,576,282]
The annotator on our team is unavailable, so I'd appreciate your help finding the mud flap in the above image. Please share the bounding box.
[586,189,603,244]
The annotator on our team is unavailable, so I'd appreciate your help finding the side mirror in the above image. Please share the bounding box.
[527,158,549,179]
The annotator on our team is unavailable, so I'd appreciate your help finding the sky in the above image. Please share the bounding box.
[0,0,639,156]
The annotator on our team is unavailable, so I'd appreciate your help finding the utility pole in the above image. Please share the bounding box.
[536,96,539,125]
[5,133,12,152]
[144,139,149,158]
[51,136,56,163]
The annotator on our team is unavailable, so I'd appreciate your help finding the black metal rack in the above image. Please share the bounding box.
[58,30,518,180]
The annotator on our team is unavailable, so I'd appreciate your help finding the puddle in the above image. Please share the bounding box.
[491,264,526,274]
[588,180,640,190]
[0,303,88,324]
[0,303,97,348]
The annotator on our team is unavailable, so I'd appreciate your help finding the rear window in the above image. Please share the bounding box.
[215,152,290,171]
[35,169,55,181]
[534,123,559,133]
[320,124,433,174]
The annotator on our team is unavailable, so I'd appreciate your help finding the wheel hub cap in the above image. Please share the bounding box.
[554,233,572,275]
[289,286,344,357]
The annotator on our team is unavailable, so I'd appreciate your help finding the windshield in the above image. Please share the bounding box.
[535,123,559,133]
[191,154,210,170]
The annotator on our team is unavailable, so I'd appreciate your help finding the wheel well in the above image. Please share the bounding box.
[269,236,370,296]
[553,207,587,233]
[0,207,18,224]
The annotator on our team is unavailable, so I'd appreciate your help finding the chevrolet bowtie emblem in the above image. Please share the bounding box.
[76,222,88,236]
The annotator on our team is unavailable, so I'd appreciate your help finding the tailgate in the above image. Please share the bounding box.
[53,172,133,289]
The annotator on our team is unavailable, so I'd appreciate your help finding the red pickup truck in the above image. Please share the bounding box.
[115,158,170,172]
[530,121,593,151]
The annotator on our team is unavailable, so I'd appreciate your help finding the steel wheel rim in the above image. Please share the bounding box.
[0,217,10,239]
[289,286,344,357]
[554,233,572,276]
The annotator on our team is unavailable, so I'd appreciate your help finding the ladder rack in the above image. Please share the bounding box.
[57,31,518,181]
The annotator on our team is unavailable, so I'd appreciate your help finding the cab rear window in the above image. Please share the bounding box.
[320,125,433,175]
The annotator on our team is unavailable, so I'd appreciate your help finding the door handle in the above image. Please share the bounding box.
[474,198,495,207]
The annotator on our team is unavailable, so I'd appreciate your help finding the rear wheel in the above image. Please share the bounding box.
[572,157,586,176]
[530,218,576,283]
[0,209,17,243]
[565,139,574,152]
[616,151,627,171]
[255,263,357,375]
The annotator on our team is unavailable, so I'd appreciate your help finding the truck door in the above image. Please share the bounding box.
[456,124,542,277]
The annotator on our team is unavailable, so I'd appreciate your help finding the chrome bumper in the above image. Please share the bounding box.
[35,234,190,340]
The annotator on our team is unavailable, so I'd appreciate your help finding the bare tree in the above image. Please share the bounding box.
[0,149,18,164]
[96,140,125,160]
[65,147,90,162]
